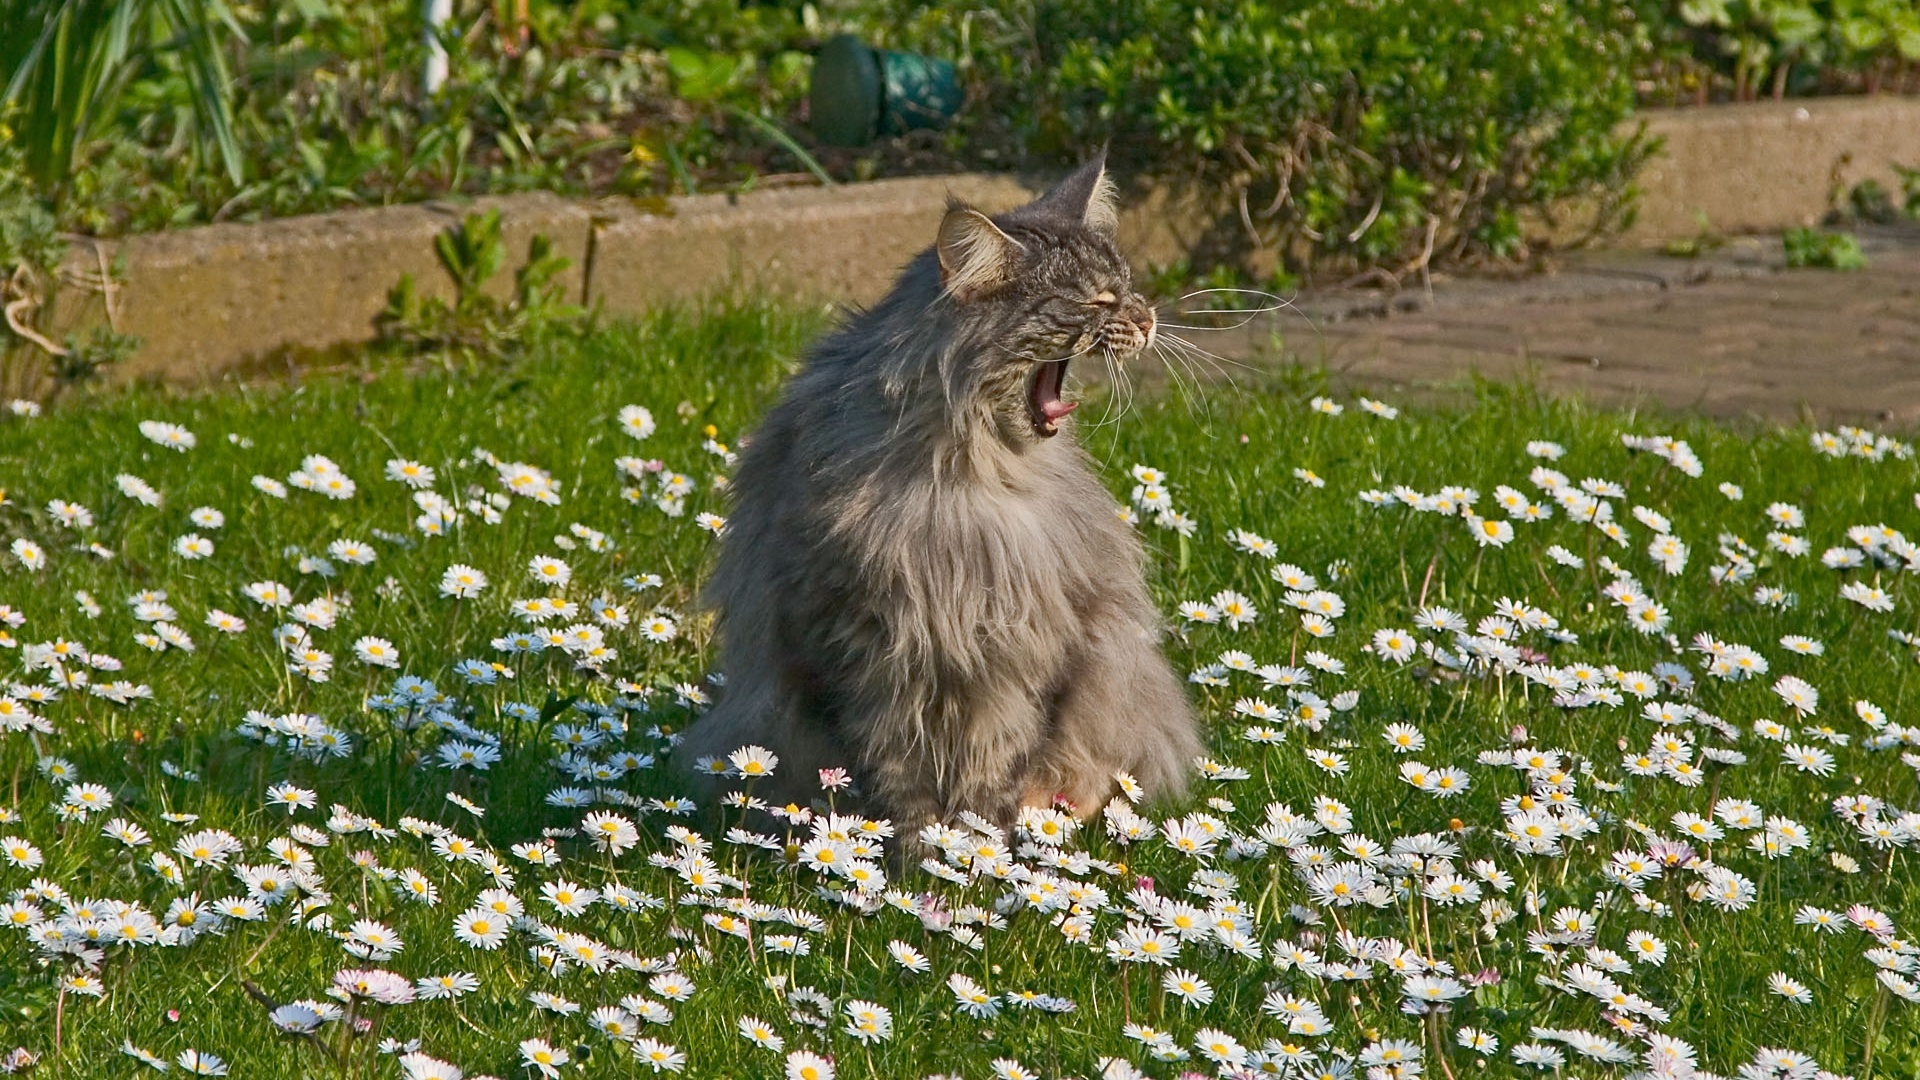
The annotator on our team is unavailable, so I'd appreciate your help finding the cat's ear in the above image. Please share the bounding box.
[937,203,1024,302]
[1033,152,1119,234]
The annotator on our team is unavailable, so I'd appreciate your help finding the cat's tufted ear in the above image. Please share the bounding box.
[1030,152,1118,234]
[937,203,1025,302]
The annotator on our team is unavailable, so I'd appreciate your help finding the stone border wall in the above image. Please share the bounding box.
[46,96,1920,385]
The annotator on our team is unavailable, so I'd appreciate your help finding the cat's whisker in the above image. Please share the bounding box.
[1082,345,1138,438]
[1147,341,1216,431]
[1090,353,1121,420]
[1175,286,1287,304]
[1174,306,1292,317]
[1153,340,1235,384]
[1089,347,1137,471]
[1114,347,1139,424]
[1108,351,1136,427]
[1161,343,1214,401]
[1157,320,1259,332]
[1169,288,1295,322]
[1157,308,1288,332]
[1174,304,1293,316]
[1158,331,1261,376]
[1164,288,1331,366]
[1172,301,1297,319]
[1157,333,1250,427]
[1082,350,1124,434]
[1154,289,1321,357]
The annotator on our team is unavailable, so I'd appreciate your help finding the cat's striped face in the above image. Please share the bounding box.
[996,227,1155,439]
[933,156,1148,443]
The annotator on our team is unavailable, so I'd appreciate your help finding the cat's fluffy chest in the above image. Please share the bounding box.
[813,443,1128,677]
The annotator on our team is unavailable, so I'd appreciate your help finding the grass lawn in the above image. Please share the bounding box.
[0,300,1916,1079]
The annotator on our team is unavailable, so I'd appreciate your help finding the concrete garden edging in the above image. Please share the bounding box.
[1630,96,1920,239]
[46,95,1920,385]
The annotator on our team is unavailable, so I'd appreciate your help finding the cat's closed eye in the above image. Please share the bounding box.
[1086,290,1118,306]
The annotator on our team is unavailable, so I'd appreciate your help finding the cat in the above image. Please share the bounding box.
[677,155,1201,833]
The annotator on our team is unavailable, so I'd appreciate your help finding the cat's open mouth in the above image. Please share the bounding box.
[1029,359,1077,437]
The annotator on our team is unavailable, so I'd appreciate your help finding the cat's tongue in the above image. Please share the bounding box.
[1031,359,1076,436]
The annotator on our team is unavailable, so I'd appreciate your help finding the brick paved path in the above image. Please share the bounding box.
[1192,224,1920,427]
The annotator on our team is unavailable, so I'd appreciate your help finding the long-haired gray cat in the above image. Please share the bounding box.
[679,156,1200,830]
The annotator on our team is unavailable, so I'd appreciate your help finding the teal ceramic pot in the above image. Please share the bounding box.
[810,33,962,147]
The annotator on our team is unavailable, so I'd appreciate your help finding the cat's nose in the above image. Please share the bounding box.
[1133,307,1156,348]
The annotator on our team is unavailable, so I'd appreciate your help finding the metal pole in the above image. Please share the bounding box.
[423,0,453,94]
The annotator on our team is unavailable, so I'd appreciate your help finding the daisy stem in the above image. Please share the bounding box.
[242,913,288,969]
[1670,879,1696,949]
[1257,865,1282,927]
[1862,980,1890,1077]
[363,1008,388,1066]
[1525,867,1545,939]
[1529,545,1562,600]
[842,909,855,978]
[1428,1009,1457,1080]
[453,1004,489,1036]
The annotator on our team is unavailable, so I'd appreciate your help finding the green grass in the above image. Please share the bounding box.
[0,300,1917,1079]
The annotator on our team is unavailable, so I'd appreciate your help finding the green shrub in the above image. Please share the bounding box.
[889,0,1655,276]
[22,0,836,236]
[1665,0,1920,99]
[1783,226,1868,268]
[1901,164,1920,217]
[374,208,587,364]
[10,0,1670,279]
[0,0,245,202]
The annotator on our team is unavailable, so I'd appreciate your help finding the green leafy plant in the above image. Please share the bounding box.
[1783,225,1868,269]
[1662,211,1729,258]
[0,0,245,201]
[22,0,843,237]
[1828,0,1920,87]
[1677,0,1828,99]
[1838,177,1900,223]
[900,0,1656,279]
[43,324,137,391]
[1897,164,1920,218]
[13,0,1915,289]
[375,208,586,363]
[1669,0,1920,100]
